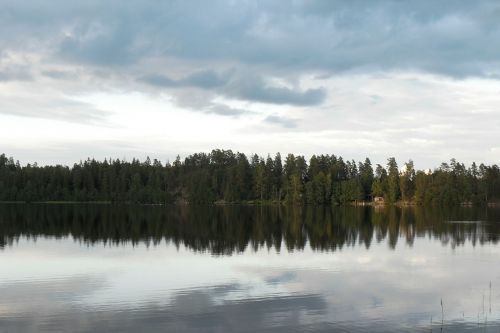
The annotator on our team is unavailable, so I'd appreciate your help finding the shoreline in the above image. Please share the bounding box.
[0,200,499,207]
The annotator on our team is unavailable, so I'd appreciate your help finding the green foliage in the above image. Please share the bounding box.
[386,157,400,203]
[359,158,374,200]
[340,178,364,204]
[399,160,415,202]
[0,152,498,206]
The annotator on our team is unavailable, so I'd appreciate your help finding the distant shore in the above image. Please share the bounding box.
[1,200,499,207]
[2,151,499,207]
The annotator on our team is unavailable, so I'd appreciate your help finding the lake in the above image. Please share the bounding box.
[1,204,500,332]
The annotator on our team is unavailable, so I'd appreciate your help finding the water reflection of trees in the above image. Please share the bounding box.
[0,204,499,254]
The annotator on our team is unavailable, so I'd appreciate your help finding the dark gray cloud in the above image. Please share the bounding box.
[58,24,141,66]
[205,104,252,117]
[41,70,78,80]
[141,70,326,106]
[1,0,499,116]
[2,1,500,78]
[140,70,228,89]
[227,75,326,106]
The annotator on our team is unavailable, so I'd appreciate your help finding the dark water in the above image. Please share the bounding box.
[1,204,500,332]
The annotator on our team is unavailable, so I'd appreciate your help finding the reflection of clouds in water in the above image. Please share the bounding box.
[0,276,327,333]
[0,275,107,316]
[230,241,500,329]
[1,278,497,332]
[265,271,296,285]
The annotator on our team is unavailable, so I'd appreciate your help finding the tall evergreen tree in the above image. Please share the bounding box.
[386,158,400,203]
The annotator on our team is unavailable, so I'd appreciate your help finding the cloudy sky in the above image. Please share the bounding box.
[1,0,500,168]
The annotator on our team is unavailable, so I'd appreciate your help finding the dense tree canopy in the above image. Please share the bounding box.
[0,151,499,205]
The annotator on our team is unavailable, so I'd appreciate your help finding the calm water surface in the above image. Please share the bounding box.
[1,204,500,332]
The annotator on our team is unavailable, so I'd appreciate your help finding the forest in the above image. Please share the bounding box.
[0,150,499,205]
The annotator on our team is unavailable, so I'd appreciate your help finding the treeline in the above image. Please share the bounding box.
[0,151,499,205]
